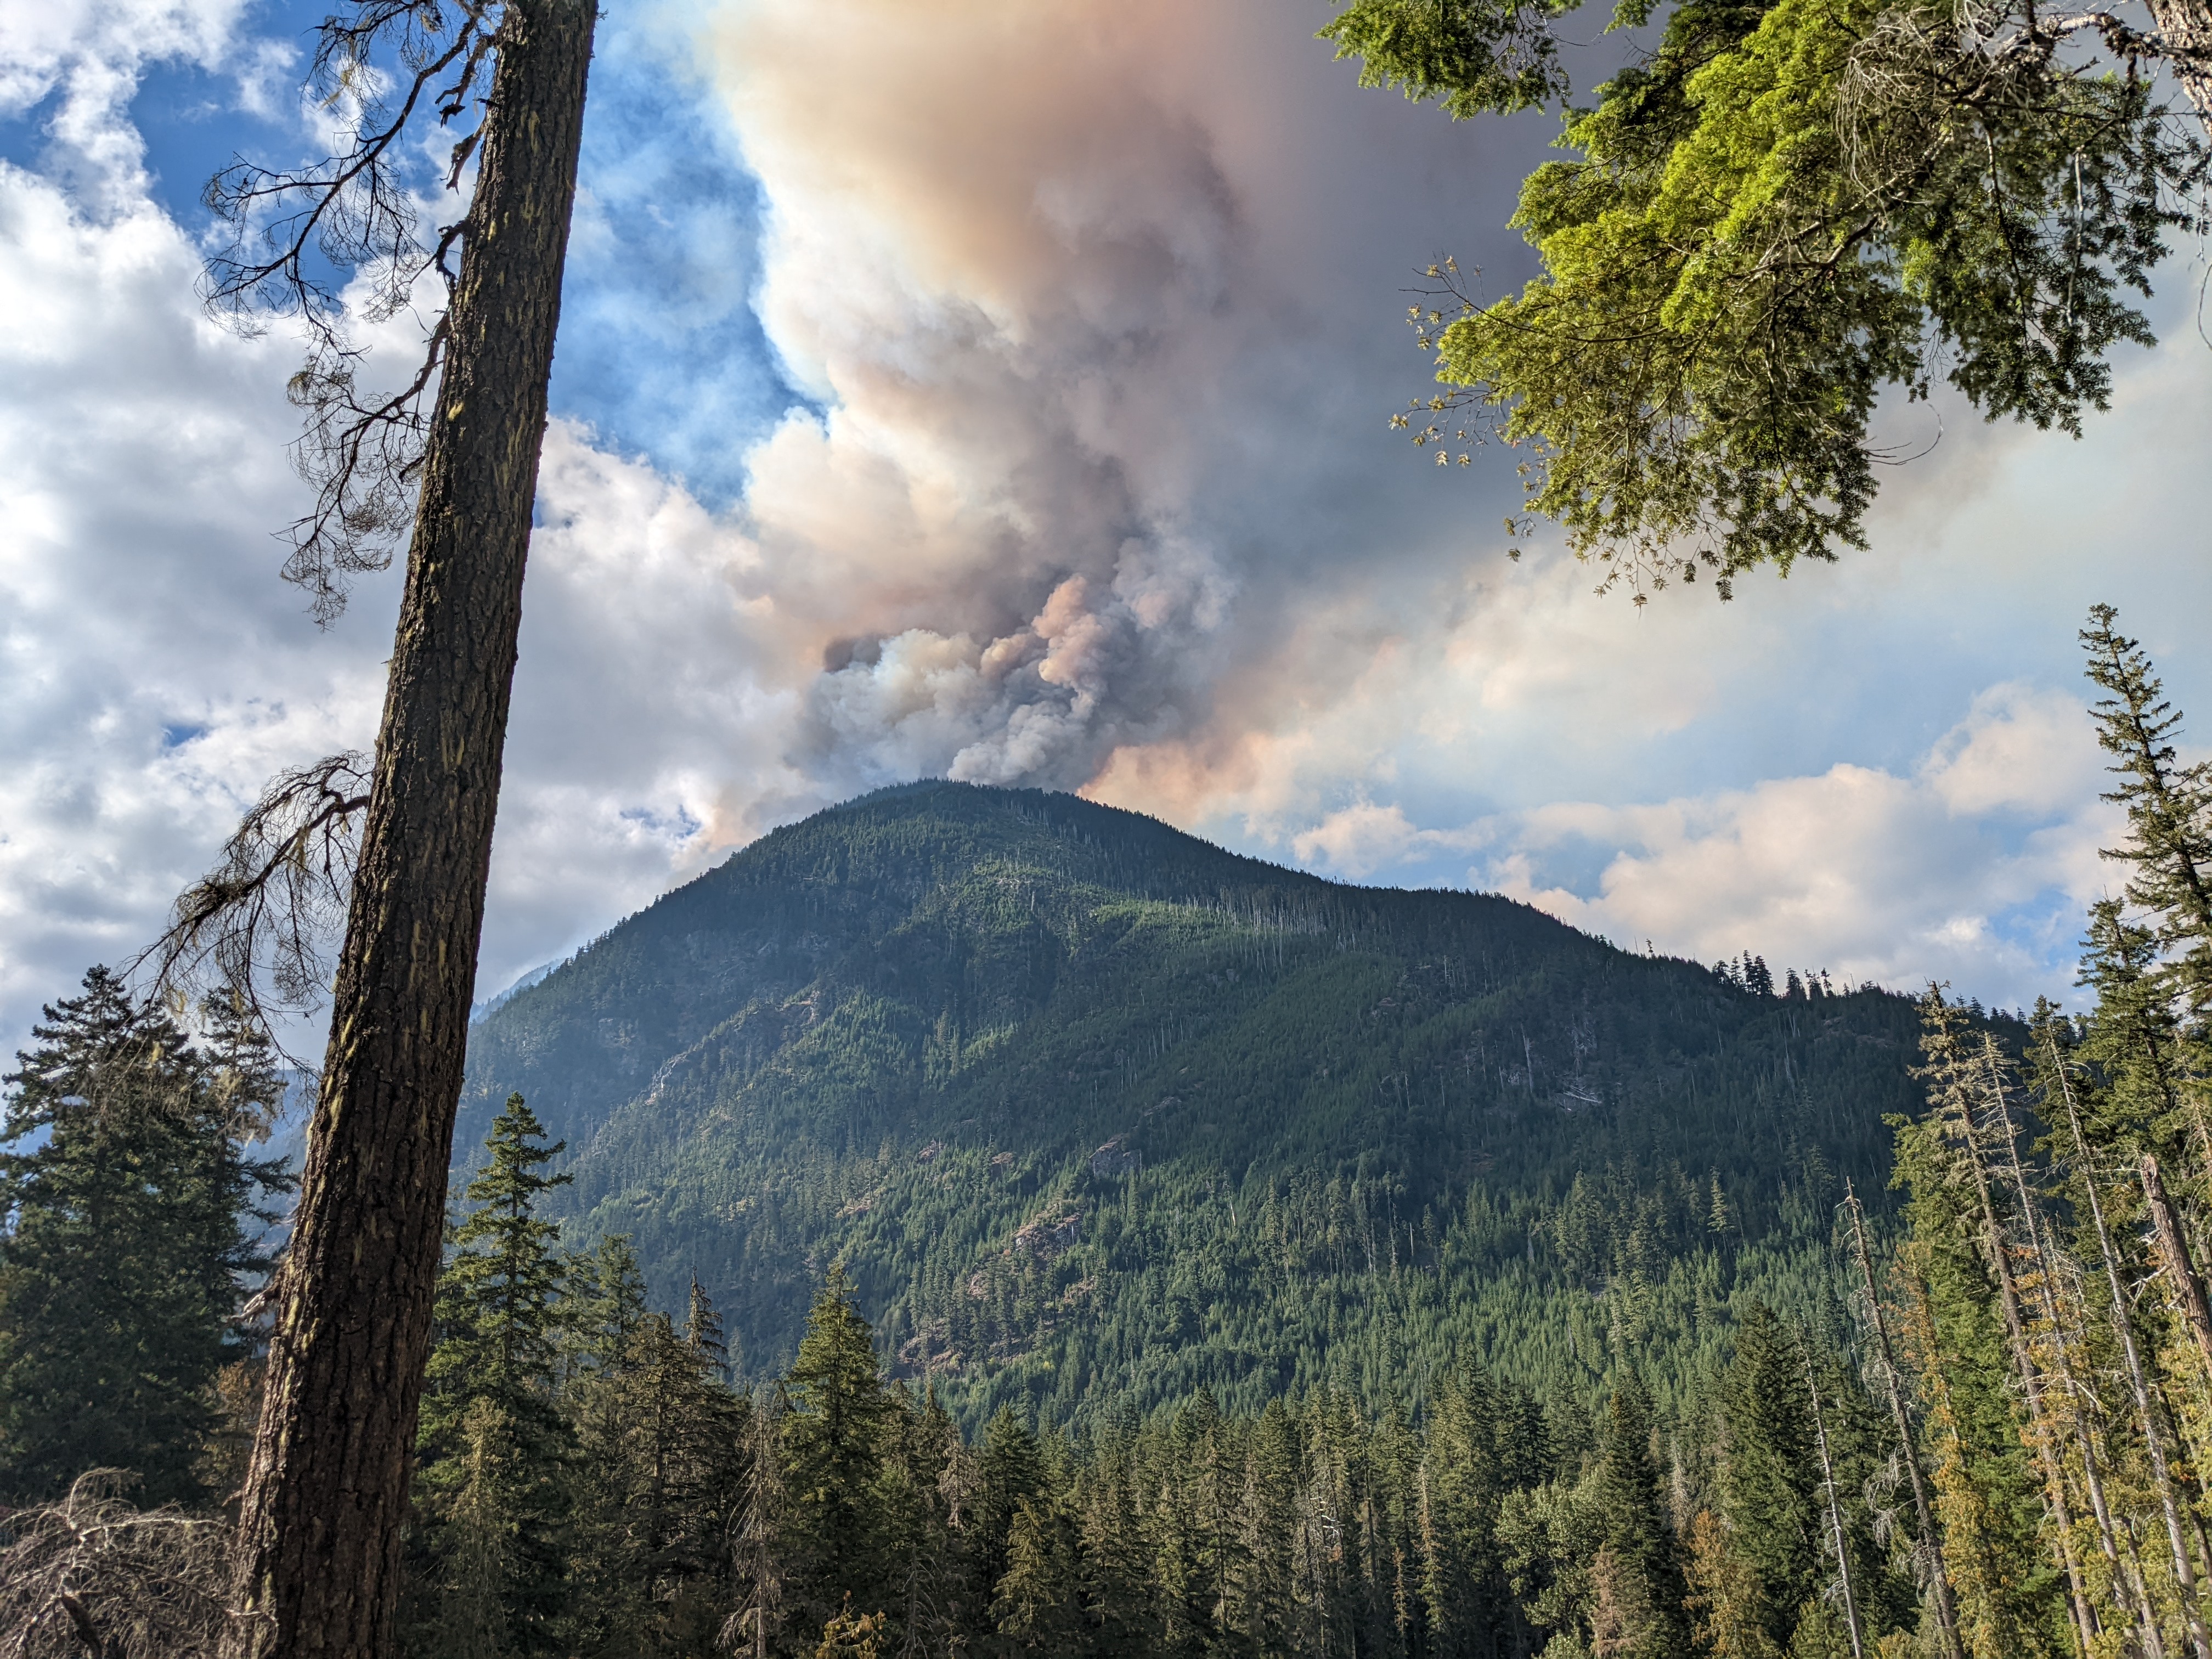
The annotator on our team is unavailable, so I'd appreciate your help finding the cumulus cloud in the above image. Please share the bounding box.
[3,0,2209,1064]
[1287,686,2124,1006]
[0,0,255,209]
[0,148,346,1033]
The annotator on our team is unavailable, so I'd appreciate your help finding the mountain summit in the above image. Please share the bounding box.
[460,780,1919,1425]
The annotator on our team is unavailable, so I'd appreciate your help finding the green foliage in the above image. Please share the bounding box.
[410,1095,578,1656]
[567,1304,748,1657]
[461,781,1932,1441]
[1590,1373,1689,1656]
[1835,606,2212,1658]
[1320,0,1578,116]
[37,619,2212,1659]
[778,1266,904,1641]
[1330,0,2206,597]
[0,968,289,1505]
[2081,603,2212,1019]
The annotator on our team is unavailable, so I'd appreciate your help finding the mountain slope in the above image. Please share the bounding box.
[459,781,1927,1429]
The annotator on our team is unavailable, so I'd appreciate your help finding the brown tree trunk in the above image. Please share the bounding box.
[221,6,595,1656]
[2145,1153,2212,1384]
[2055,1047,2212,1659]
[1843,1187,1963,1659]
[1954,1073,2101,1655]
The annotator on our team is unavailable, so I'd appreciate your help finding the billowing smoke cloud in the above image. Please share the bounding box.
[4,0,2209,1060]
[702,0,1529,797]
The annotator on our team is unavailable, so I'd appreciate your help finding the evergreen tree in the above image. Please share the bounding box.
[562,1232,647,1386]
[1891,1086,2067,1657]
[1160,1387,1249,1651]
[780,1264,901,1644]
[991,1496,1082,1652]
[1589,1374,1689,1658]
[729,1385,786,1659]
[2081,605,2212,1020]
[0,968,288,1504]
[686,1274,731,1380]
[812,1596,885,1658]
[1238,1398,1303,1656]
[409,1094,575,1656]
[2076,898,2206,1173]
[569,1310,747,1657]
[972,1406,1047,1615]
[1718,1306,1822,1652]
[438,1399,528,1659]
[1077,1448,1161,1657]
[1686,1506,1781,1659]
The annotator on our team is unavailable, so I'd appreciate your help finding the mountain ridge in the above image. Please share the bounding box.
[459,780,1927,1429]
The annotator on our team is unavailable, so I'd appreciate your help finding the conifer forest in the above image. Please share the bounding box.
[2,606,2210,1659]
[5,0,2212,1642]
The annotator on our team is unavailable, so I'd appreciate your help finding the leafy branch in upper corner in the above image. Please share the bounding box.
[201,0,501,625]
[1330,0,2212,602]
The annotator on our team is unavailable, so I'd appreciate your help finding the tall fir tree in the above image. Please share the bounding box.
[2081,606,2212,1021]
[1718,1306,1825,1653]
[0,967,288,1504]
[569,1308,748,1658]
[407,1094,575,1657]
[991,1495,1082,1653]
[1589,1373,1690,1658]
[562,1231,648,1386]
[970,1405,1047,1618]
[779,1263,901,1646]
[1077,1442,1161,1658]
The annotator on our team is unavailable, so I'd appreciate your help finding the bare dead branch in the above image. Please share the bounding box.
[130,753,371,1065]
[0,1472,231,1659]
[200,1,502,624]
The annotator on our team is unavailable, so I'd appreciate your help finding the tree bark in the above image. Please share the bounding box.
[1954,1071,2101,1655]
[2144,1153,2212,1384]
[2055,1047,2212,1659]
[1842,1188,1963,1659]
[1803,1350,1867,1659]
[2040,1203,2169,1658]
[221,6,595,1655]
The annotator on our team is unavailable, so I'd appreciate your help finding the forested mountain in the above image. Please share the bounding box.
[14,616,2208,1659]
[461,780,1927,1430]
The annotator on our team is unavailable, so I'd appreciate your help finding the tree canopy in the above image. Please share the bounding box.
[0,970,289,1506]
[1326,0,2211,599]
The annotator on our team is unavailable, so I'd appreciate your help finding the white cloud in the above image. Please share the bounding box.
[2,0,2208,1064]
[1920,682,2107,817]
[1445,689,2119,1005]
[0,0,256,210]
[0,152,357,1039]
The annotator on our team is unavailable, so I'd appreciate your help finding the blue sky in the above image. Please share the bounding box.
[1,0,2207,1062]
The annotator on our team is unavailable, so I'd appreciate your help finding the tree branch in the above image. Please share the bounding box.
[130,753,372,1066]
[199,1,503,624]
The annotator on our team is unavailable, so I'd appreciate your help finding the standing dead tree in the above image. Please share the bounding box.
[1841,1184,1963,1659]
[139,3,598,1655]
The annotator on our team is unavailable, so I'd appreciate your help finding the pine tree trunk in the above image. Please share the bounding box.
[2145,1154,2212,1384]
[1804,1351,1868,1659]
[2056,1052,2212,1659]
[1844,1189,1963,1659]
[2044,1222,2169,1659]
[220,6,596,1655]
[1978,1045,2122,1652]
[1955,1076,2101,1654]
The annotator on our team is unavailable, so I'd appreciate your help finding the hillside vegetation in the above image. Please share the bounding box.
[462,781,1924,1429]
